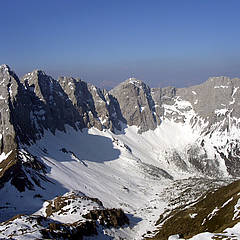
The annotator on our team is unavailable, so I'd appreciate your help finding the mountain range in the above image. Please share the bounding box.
[0,64,240,239]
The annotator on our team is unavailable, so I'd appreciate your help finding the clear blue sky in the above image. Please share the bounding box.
[1,0,240,89]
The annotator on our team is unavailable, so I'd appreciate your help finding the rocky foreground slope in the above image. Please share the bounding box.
[0,64,240,239]
[0,191,129,239]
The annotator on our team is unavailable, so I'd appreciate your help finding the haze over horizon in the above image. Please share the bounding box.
[1,0,240,89]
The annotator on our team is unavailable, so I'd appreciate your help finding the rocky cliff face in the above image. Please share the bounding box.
[177,76,240,131]
[0,65,19,153]
[110,76,240,177]
[2,65,240,152]
[110,78,159,133]
[0,65,124,193]
[0,66,124,155]
[1,64,240,181]
[58,76,122,132]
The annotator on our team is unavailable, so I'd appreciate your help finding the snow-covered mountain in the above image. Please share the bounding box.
[0,64,240,239]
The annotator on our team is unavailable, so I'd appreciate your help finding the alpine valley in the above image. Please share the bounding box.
[0,64,240,239]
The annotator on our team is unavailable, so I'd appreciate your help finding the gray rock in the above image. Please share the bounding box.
[0,64,19,153]
[177,76,240,131]
[58,76,121,132]
[110,78,158,133]
[0,65,125,155]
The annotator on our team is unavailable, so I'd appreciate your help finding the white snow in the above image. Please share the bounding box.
[3,116,212,239]
[168,234,185,240]
[0,151,12,164]
[214,85,229,88]
[221,197,233,208]
[189,222,240,239]
[0,215,43,240]
[128,78,142,88]
[232,87,239,96]
[37,191,104,224]
[8,83,12,96]
[233,197,240,220]
[189,213,197,218]
[230,87,239,105]
[19,126,174,239]
[0,79,5,85]
[215,108,228,116]
[207,207,219,220]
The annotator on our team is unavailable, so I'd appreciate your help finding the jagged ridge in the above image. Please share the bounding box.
[1,64,240,187]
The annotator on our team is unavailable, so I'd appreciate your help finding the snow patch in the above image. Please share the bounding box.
[189,222,240,239]
[0,150,12,164]
[215,108,228,116]
[214,85,229,89]
[221,197,233,208]
[233,198,240,220]
[189,213,197,218]
[207,207,219,220]
[168,234,185,240]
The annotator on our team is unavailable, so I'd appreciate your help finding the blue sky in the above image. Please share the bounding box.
[1,0,240,89]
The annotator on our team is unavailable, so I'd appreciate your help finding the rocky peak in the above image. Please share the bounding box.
[110,78,160,133]
[0,65,125,153]
[125,77,144,86]
[22,70,58,103]
[176,76,240,132]
[58,77,122,132]
[0,65,23,154]
[207,75,231,83]
[0,64,13,76]
[0,64,21,94]
[115,77,149,92]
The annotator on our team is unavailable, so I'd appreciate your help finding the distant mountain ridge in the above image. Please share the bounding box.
[1,64,240,179]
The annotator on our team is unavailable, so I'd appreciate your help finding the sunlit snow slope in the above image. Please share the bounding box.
[0,121,235,239]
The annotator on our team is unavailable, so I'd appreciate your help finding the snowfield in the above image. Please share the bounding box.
[0,121,239,239]
[27,125,174,239]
